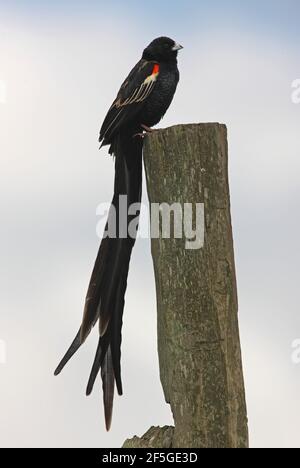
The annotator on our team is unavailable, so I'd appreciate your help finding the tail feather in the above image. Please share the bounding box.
[86,333,109,396]
[101,345,115,432]
[54,328,82,376]
[110,250,131,396]
[55,128,143,430]
[80,237,110,343]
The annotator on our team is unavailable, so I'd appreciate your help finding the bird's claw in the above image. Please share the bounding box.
[133,125,155,139]
[141,124,154,133]
[133,132,146,139]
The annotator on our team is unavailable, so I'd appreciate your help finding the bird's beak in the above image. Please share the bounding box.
[172,42,184,51]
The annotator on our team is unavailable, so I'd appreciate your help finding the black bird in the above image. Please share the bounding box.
[55,36,183,431]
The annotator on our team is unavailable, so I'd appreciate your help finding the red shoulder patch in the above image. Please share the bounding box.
[152,64,160,75]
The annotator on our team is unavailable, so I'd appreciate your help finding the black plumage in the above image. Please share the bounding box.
[55,36,182,431]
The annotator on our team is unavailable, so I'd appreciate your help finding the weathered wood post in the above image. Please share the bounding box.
[123,124,248,449]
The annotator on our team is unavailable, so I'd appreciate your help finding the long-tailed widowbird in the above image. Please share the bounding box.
[55,36,183,431]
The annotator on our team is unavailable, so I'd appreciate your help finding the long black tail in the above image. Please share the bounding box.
[55,129,143,431]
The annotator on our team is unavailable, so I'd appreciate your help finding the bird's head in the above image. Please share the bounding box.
[142,37,183,62]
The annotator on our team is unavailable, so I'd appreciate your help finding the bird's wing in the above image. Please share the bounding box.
[99,59,160,144]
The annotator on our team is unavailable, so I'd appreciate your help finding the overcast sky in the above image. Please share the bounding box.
[0,0,300,448]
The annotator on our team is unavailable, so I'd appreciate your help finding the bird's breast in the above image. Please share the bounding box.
[141,67,179,127]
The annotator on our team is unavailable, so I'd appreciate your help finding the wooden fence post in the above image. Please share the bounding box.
[123,124,248,449]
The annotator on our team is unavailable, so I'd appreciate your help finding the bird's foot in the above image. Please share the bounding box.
[133,132,146,139]
[133,124,155,139]
[141,124,155,133]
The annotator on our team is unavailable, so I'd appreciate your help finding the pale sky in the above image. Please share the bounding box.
[0,0,300,448]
